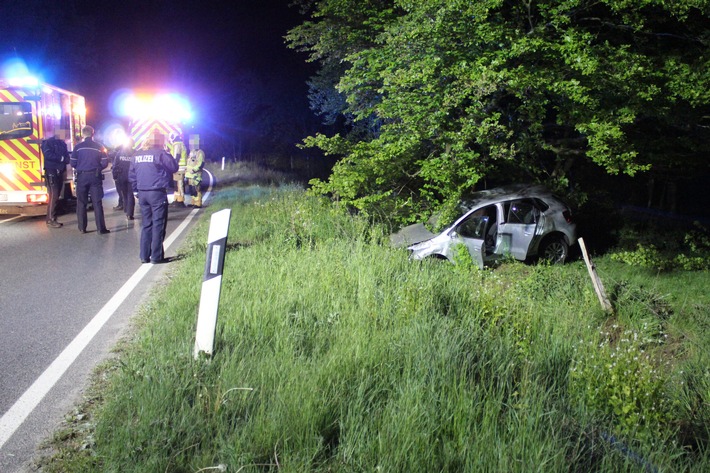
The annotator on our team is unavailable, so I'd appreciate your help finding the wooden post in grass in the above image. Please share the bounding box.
[578,237,613,313]
[194,209,232,359]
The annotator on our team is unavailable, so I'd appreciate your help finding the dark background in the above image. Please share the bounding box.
[1,0,321,168]
[2,1,707,221]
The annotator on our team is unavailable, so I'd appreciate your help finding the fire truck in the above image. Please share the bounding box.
[0,76,86,215]
[129,114,184,148]
[109,91,192,148]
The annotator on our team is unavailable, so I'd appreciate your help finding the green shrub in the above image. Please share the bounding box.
[450,242,477,271]
[610,222,710,272]
[676,223,710,270]
[610,244,672,271]
[570,326,673,442]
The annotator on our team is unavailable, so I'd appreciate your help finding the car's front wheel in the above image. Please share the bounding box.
[539,236,569,264]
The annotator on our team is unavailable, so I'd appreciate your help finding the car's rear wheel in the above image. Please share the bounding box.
[539,236,569,264]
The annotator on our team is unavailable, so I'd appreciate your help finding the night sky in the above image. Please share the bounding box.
[1,0,317,156]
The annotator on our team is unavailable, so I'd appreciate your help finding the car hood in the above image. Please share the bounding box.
[390,223,437,248]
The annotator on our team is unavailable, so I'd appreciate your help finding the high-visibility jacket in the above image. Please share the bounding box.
[185,149,204,183]
[170,140,187,167]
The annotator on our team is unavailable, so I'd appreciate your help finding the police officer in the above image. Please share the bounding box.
[185,134,205,207]
[111,138,136,220]
[128,132,179,264]
[70,125,110,234]
[41,130,70,228]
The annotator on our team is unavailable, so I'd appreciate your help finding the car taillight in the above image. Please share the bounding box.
[563,209,573,224]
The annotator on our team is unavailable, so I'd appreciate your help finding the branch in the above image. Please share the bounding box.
[578,17,707,46]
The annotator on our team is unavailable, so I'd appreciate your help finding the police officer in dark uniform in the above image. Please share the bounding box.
[128,132,179,264]
[70,125,110,234]
[111,137,136,220]
[41,131,70,228]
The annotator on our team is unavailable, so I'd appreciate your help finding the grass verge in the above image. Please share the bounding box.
[36,178,709,472]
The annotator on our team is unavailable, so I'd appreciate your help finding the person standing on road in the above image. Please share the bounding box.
[111,142,124,212]
[185,134,205,207]
[112,145,124,211]
[169,133,187,207]
[128,132,178,264]
[41,130,70,228]
[70,126,110,234]
[111,138,136,220]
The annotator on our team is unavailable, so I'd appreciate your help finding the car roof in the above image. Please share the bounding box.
[458,184,559,211]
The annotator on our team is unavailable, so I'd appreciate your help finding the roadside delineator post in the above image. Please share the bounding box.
[578,237,613,313]
[194,208,232,359]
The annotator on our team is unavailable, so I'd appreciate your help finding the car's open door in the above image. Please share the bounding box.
[499,199,541,260]
[446,214,489,268]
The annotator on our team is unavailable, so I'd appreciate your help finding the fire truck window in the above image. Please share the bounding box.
[61,112,71,131]
[0,103,33,140]
[60,95,71,130]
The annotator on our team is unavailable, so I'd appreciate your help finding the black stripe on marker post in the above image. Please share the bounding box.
[203,236,227,281]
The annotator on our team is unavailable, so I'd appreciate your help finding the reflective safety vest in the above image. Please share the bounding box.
[185,149,204,181]
[170,140,187,167]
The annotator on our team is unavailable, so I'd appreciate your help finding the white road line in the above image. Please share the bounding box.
[0,171,214,450]
[0,263,152,449]
[0,215,24,225]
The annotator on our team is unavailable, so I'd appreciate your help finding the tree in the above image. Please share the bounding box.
[287,0,401,132]
[288,0,710,223]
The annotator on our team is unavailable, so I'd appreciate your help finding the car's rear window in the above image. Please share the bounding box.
[533,198,550,212]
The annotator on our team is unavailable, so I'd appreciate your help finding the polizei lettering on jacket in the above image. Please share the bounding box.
[134,155,155,163]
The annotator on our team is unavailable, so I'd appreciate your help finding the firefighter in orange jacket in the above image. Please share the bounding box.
[185,135,204,207]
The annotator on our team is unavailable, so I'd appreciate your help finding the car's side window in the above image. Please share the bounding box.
[506,199,538,225]
[458,214,488,239]
[458,205,498,240]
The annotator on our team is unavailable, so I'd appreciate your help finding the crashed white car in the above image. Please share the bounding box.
[391,185,577,268]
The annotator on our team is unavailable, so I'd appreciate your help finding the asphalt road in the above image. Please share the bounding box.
[0,175,210,472]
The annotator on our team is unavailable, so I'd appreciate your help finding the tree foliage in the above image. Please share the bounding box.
[288,0,710,222]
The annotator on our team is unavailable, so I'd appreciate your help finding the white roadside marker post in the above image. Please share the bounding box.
[194,209,232,359]
[578,237,613,313]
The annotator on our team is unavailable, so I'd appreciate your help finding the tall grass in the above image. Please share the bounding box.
[42,184,709,472]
